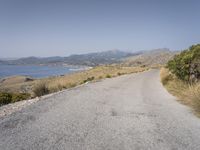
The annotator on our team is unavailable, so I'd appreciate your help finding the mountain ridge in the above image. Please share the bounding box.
[0,49,177,66]
[0,50,138,66]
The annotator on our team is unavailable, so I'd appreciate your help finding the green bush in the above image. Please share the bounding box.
[12,93,30,103]
[33,82,49,97]
[0,93,12,106]
[106,74,111,78]
[0,92,31,106]
[167,44,200,82]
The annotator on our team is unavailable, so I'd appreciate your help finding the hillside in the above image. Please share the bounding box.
[121,49,178,67]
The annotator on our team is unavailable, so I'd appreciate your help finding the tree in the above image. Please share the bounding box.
[167,44,200,82]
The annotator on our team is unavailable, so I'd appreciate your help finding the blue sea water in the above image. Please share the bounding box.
[0,65,85,78]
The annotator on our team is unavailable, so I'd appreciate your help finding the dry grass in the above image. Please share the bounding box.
[160,68,200,115]
[0,76,36,94]
[45,65,148,93]
[33,81,50,97]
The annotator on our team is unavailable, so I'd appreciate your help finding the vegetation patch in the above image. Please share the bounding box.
[11,93,31,103]
[161,68,200,114]
[33,81,49,97]
[161,44,200,116]
[167,44,200,83]
[82,76,95,83]
[0,93,12,106]
[161,45,200,116]
[0,92,30,106]
[106,74,112,78]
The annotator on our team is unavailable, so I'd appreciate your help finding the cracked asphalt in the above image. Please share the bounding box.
[1,69,200,150]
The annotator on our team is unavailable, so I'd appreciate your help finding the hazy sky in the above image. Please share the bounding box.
[0,0,200,57]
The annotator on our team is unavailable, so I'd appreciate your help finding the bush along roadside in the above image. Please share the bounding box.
[33,81,50,97]
[161,44,200,115]
[167,44,200,83]
[0,92,31,106]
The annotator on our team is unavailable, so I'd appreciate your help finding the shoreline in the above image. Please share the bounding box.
[0,64,92,79]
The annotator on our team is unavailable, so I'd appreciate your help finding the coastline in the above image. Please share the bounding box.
[0,64,91,79]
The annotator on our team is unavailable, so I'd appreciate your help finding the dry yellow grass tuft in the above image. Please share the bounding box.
[160,68,200,115]
[33,81,49,97]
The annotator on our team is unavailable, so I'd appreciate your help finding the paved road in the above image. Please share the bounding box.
[1,70,200,150]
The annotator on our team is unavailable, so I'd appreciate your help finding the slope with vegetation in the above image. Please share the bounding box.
[161,44,200,115]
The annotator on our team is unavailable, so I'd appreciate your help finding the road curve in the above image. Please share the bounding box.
[1,69,200,150]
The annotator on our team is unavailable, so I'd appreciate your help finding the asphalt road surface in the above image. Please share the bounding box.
[1,70,200,150]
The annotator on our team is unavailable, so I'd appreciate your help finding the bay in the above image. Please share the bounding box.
[0,65,87,78]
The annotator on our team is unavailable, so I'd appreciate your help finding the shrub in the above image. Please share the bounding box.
[141,65,146,68]
[117,72,122,76]
[33,82,49,97]
[90,76,95,81]
[83,77,95,83]
[57,84,63,91]
[12,93,30,103]
[106,74,111,78]
[0,92,31,106]
[160,68,174,85]
[167,44,200,82]
[0,92,12,106]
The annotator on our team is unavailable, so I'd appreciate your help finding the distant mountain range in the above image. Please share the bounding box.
[0,50,138,66]
[0,49,177,66]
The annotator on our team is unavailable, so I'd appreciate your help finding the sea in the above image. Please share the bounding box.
[0,65,88,78]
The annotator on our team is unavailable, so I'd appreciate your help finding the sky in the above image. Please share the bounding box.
[0,0,200,57]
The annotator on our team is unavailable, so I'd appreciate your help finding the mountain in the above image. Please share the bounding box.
[6,56,65,65]
[62,50,138,66]
[1,50,137,66]
[0,49,178,67]
[121,48,178,67]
